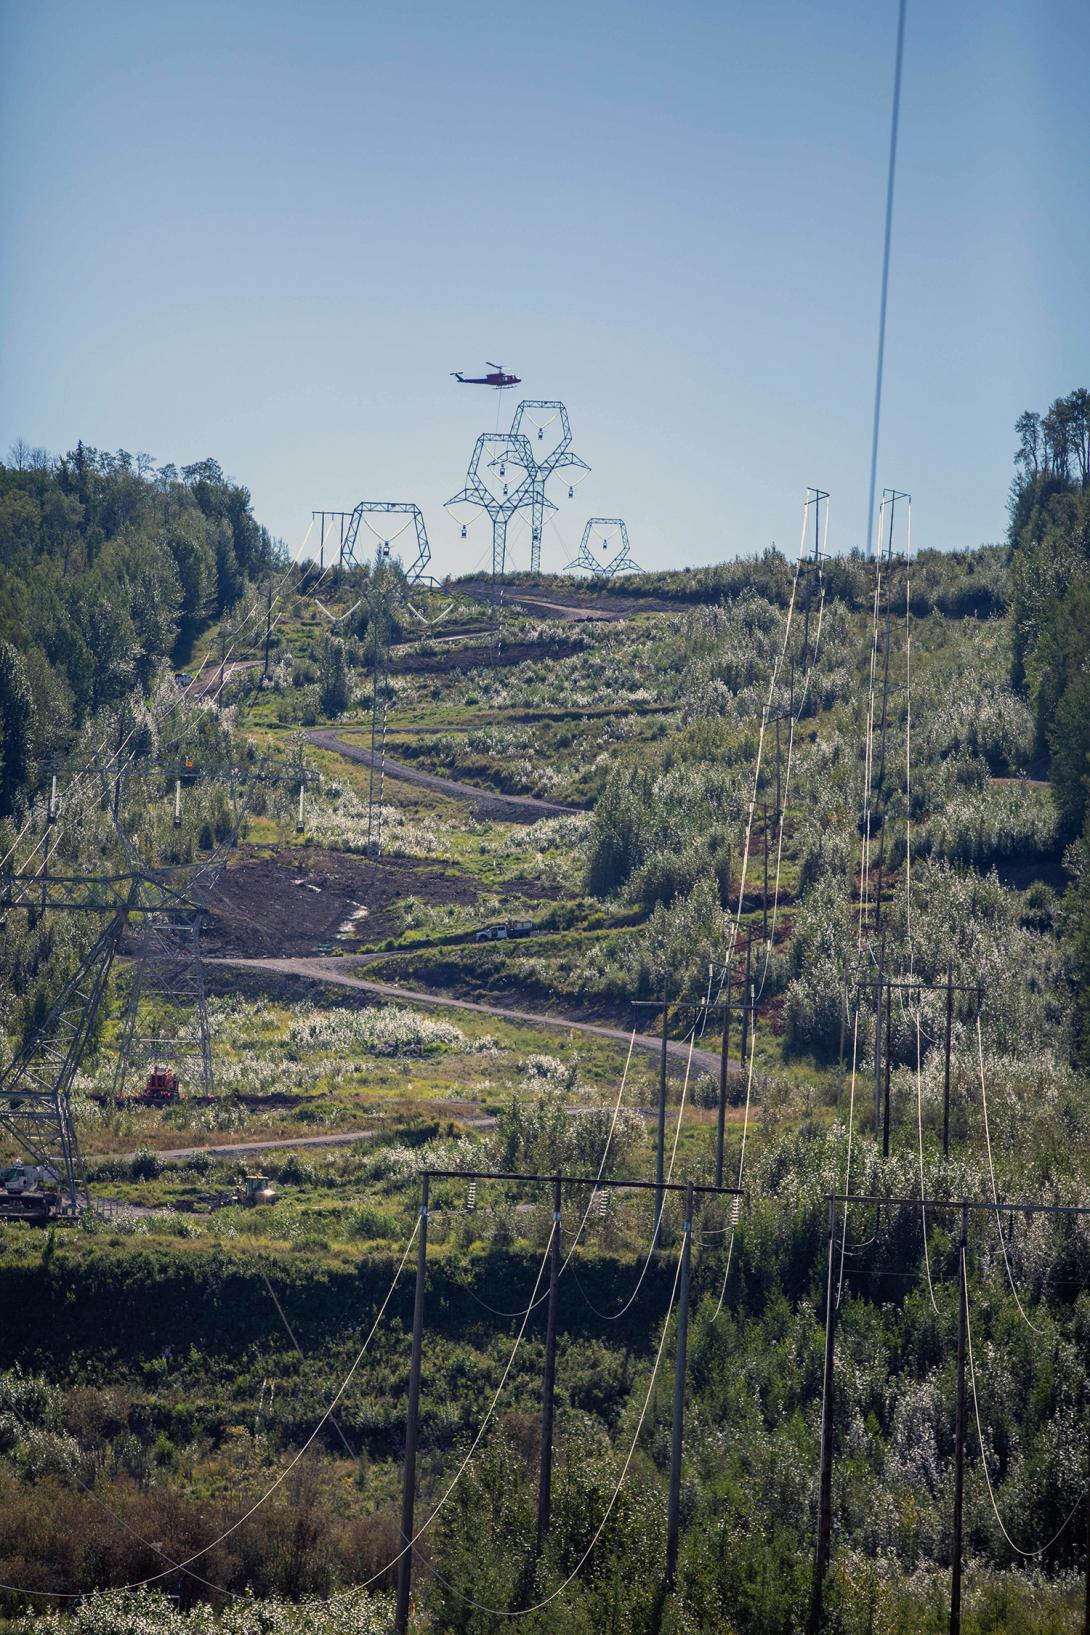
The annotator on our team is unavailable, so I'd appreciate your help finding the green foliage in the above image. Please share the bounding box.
[0,444,275,812]
[317,636,349,717]
[0,640,34,818]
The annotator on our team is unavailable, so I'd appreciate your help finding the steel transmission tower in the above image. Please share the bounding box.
[564,517,641,579]
[111,908,213,1100]
[507,402,590,575]
[0,906,132,1216]
[311,501,434,583]
[446,432,536,579]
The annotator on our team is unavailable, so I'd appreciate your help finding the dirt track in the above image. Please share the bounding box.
[211,954,727,1077]
[457,582,675,621]
[306,728,579,823]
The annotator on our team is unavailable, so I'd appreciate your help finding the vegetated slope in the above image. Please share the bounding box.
[3,408,1090,1635]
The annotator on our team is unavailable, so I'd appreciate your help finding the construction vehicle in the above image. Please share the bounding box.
[138,1065,180,1106]
[174,1173,279,1213]
[0,1163,62,1222]
[237,1173,278,1207]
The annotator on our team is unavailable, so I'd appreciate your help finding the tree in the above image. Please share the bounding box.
[318,637,350,717]
[0,639,35,817]
[1014,410,1041,481]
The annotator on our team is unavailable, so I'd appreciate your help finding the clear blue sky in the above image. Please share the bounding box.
[1,0,1087,575]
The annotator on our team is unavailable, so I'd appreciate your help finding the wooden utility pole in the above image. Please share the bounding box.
[1084,1399,1090,1635]
[666,1182,694,1589]
[656,987,669,1227]
[810,1197,838,1634]
[716,987,731,1188]
[762,802,770,945]
[882,975,893,1158]
[536,1175,562,1551]
[217,621,228,706]
[739,938,754,1070]
[395,1176,430,1635]
[873,933,886,1136]
[950,1203,969,1635]
[775,716,782,819]
[262,578,274,680]
[943,965,955,1156]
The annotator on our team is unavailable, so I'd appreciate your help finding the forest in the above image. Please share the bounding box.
[0,396,1088,1635]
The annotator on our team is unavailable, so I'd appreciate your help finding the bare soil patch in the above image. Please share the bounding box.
[192,846,478,957]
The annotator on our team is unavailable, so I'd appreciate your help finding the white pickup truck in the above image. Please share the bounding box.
[475,919,533,943]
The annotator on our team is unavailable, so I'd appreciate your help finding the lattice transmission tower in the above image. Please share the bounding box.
[446,432,536,579]
[507,401,590,575]
[310,501,434,583]
[0,870,195,1217]
[111,908,213,1100]
[564,517,641,579]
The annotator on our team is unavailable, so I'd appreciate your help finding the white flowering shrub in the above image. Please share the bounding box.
[287,1004,479,1057]
[17,1587,393,1635]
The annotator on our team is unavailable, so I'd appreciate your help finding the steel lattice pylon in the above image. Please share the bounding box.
[446,432,536,579]
[312,502,433,582]
[0,904,133,1216]
[508,401,590,575]
[564,517,641,579]
[112,908,214,1100]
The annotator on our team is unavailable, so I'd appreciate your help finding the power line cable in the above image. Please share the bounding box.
[466,1029,639,1320]
[403,1240,686,1619]
[569,1029,697,1322]
[975,1015,1044,1334]
[915,1010,939,1313]
[964,1256,1085,1556]
[0,1216,418,1599]
[863,0,908,558]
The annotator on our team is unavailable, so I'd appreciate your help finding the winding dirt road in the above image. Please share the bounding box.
[306,728,579,823]
[212,954,726,1077]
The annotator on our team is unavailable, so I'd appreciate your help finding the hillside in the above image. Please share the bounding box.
[1,399,1089,1635]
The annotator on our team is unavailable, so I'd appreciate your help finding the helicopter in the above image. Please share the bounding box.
[451,362,521,388]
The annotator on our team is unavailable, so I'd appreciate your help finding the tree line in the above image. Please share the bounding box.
[1007,390,1090,1065]
[0,442,277,818]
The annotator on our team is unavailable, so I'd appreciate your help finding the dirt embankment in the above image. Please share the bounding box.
[192,846,478,957]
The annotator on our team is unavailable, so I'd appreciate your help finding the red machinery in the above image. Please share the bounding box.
[136,1065,179,1106]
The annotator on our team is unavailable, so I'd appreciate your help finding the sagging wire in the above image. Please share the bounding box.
[903,497,914,969]
[754,503,830,1002]
[406,1240,687,1620]
[0,1213,420,1600]
[570,1027,698,1322]
[916,1010,939,1313]
[976,1015,1044,1335]
[835,1008,862,1308]
[857,553,884,947]
[325,1216,558,1599]
[466,1028,640,1319]
[713,1012,760,1317]
[0,1378,246,1602]
[964,1260,1084,1556]
[715,498,810,1005]
[259,1267,356,1459]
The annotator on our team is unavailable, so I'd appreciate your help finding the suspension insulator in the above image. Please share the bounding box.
[499,463,505,477]
[503,484,508,496]
[568,486,574,499]
[461,525,467,539]
[537,427,543,440]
